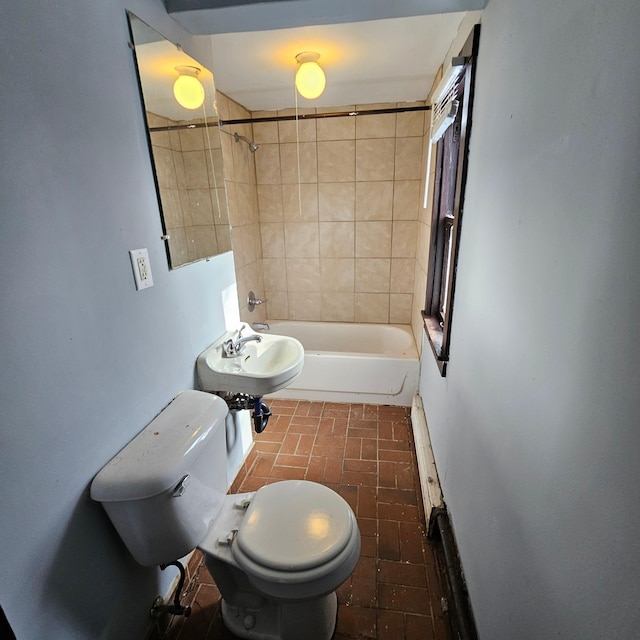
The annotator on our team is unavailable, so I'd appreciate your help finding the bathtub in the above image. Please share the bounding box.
[262,321,419,406]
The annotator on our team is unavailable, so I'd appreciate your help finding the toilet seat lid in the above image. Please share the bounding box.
[235,480,355,572]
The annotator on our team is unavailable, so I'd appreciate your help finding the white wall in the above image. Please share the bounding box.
[0,1,238,638]
[420,0,640,638]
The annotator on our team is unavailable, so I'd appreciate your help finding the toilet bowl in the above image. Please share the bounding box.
[90,390,360,640]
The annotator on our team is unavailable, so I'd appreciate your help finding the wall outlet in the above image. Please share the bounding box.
[129,248,154,291]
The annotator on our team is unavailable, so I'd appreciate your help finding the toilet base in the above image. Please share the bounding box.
[220,591,338,640]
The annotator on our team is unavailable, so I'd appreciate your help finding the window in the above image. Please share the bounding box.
[423,25,480,376]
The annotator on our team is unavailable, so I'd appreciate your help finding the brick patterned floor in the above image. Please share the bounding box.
[146,400,453,640]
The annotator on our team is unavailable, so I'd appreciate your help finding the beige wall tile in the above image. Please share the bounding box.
[167,228,188,266]
[203,125,221,151]
[355,293,389,323]
[355,181,393,220]
[284,221,320,257]
[393,180,421,220]
[394,137,424,180]
[317,112,356,141]
[321,292,355,322]
[159,188,183,229]
[179,127,205,152]
[187,189,214,225]
[278,117,317,143]
[206,148,225,190]
[355,221,392,257]
[318,182,355,221]
[355,258,391,293]
[396,106,426,137]
[186,225,218,261]
[288,292,321,321]
[153,146,178,189]
[317,140,355,182]
[416,219,431,271]
[319,221,355,258]
[252,119,279,144]
[263,258,287,292]
[356,138,395,181]
[389,293,413,324]
[392,221,418,258]
[280,142,318,184]
[257,184,283,222]
[356,112,396,139]
[265,291,289,319]
[255,143,281,184]
[320,258,354,292]
[282,183,319,221]
[390,258,416,294]
[216,224,232,253]
[219,131,235,180]
[286,258,320,292]
[183,150,210,188]
[260,222,285,258]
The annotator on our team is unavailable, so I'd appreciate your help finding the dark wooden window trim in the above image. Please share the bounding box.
[423,24,481,377]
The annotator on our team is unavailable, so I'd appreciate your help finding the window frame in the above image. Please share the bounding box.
[423,25,481,376]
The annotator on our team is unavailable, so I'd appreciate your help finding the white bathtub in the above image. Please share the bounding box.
[263,321,419,406]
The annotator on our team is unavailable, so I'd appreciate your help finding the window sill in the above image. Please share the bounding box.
[422,312,448,376]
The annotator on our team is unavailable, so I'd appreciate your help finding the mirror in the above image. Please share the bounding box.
[127,13,231,268]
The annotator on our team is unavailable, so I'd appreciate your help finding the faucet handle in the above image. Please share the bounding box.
[247,291,267,312]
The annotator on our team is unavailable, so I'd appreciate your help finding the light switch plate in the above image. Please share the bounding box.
[129,248,154,290]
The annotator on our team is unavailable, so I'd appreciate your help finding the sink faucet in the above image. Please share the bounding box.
[223,325,262,357]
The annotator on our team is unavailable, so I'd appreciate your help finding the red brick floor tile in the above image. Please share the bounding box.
[350,556,377,607]
[274,452,309,468]
[336,605,377,638]
[345,436,362,459]
[342,470,377,486]
[378,560,428,588]
[377,609,404,639]
[378,487,418,506]
[150,401,454,640]
[406,613,437,640]
[357,486,378,519]
[361,438,378,460]
[343,458,377,473]
[378,520,401,561]
[378,584,431,615]
[378,502,420,522]
[269,465,306,480]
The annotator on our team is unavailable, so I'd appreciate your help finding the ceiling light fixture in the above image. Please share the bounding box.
[295,52,326,100]
[173,65,205,110]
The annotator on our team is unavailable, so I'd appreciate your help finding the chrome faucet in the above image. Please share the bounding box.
[223,325,262,357]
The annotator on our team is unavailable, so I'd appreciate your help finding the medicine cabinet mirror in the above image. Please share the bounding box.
[127,12,231,269]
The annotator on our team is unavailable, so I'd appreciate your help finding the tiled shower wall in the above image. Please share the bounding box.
[251,103,427,324]
[148,112,230,267]
[216,93,267,323]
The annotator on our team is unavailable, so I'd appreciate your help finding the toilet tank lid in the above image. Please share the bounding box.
[90,391,228,502]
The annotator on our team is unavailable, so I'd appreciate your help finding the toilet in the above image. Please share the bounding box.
[90,390,360,640]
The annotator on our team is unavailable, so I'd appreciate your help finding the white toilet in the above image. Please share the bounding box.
[90,390,360,640]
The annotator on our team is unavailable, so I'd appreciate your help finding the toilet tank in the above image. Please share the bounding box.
[91,390,229,566]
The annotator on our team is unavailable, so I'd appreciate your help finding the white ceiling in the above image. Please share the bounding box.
[207,12,468,111]
[133,4,483,119]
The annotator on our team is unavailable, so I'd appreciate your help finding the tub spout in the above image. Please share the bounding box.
[251,322,270,331]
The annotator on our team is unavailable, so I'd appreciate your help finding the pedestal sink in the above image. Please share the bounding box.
[196,324,304,396]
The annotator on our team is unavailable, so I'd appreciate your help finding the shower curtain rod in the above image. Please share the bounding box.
[148,104,430,133]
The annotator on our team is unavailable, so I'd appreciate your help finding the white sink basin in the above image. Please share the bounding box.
[196,325,304,396]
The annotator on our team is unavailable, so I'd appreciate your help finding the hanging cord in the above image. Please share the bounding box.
[294,83,303,217]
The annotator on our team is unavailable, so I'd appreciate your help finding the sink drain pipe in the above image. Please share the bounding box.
[429,507,478,640]
[252,397,271,433]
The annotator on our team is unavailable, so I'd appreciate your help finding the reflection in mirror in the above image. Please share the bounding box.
[127,13,231,268]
